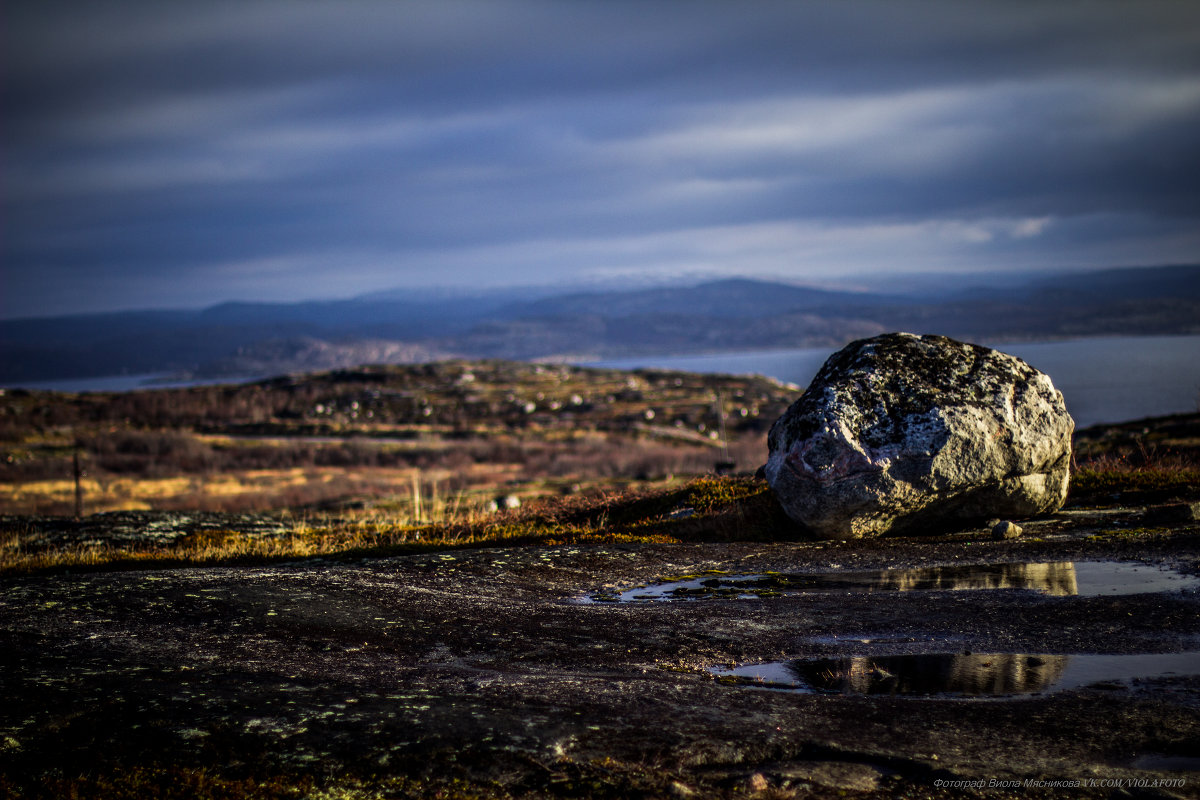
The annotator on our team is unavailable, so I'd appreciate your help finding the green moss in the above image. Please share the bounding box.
[1085,527,1172,542]
[6,766,314,800]
[683,475,770,512]
[8,770,551,800]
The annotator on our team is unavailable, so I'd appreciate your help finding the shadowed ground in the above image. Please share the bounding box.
[2,495,1199,799]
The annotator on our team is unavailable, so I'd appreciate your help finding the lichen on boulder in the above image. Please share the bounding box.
[765,333,1073,539]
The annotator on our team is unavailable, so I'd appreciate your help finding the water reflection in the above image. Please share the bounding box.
[865,563,1078,595]
[591,561,1199,603]
[791,653,1070,696]
[712,651,1200,697]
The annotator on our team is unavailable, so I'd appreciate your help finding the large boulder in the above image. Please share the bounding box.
[765,333,1073,539]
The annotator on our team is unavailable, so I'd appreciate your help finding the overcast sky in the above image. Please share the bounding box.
[5,0,1200,318]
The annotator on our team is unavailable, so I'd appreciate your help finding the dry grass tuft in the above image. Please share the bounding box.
[0,476,793,575]
[1069,437,1200,506]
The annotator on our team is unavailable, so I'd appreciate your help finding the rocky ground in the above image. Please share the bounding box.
[2,483,1200,798]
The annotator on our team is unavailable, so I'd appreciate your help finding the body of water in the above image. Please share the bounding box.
[5,373,261,394]
[594,334,1200,429]
[7,335,1198,429]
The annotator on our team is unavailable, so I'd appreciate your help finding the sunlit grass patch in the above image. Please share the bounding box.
[0,466,460,516]
[0,476,794,575]
[9,461,1199,576]
[0,521,421,575]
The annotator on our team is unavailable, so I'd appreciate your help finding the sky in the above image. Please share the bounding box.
[4,0,1200,318]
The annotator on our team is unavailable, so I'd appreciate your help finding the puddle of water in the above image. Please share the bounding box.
[587,561,1200,603]
[1072,561,1200,595]
[1132,754,1200,772]
[710,651,1200,697]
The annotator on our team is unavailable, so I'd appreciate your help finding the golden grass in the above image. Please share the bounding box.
[0,466,458,515]
[0,516,427,575]
[0,512,678,575]
[8,462,1194,576]
[0,477,109,501]
[0,478,735,575]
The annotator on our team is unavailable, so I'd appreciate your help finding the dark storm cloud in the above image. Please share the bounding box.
[4,0,1199,316]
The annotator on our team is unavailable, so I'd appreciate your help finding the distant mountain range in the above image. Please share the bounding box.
[3,264,1198,384]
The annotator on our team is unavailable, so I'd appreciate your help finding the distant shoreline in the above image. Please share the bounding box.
[6,333,1199,432]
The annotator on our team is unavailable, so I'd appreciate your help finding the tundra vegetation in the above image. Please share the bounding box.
[2,361,1196,572]
[1,362,799,572]
[0,361,790,512]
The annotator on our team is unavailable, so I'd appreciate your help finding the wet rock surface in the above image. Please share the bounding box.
[766,333,1074,539]
[2,506,1199,798]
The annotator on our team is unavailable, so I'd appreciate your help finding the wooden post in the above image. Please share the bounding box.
[411,471,422,523]
[73,442,84,519]
[714,392,736,475]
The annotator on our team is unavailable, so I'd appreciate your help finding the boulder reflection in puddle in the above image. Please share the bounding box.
[790,653,1070,696]
[594,560,1200,604]
[714,651,1200,697]
[864,562,1078,595]
[599,562,1082,602]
